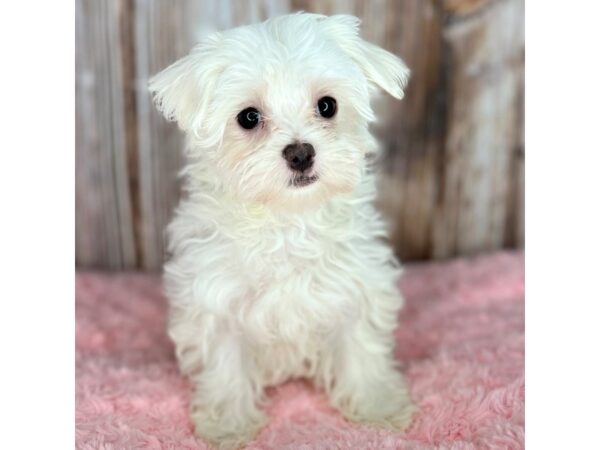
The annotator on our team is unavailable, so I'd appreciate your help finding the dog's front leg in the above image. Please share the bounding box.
[179,328,266,449]
[324,320,416,431]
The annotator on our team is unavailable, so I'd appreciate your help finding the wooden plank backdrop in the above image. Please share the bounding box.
[75,0,524,270]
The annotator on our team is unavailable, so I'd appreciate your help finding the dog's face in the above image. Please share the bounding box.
[150,14,409,210]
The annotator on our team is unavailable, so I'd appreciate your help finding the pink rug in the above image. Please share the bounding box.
[76,251,524,450]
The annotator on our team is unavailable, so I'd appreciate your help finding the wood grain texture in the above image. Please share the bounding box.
[75,0,524,269]
[377,0,525,260]
[375,0,446,261]
[133,0,194,270]
[431,0,525,258]
[76,0,136,269]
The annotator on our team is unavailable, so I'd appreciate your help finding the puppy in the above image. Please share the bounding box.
[149,13,415,449]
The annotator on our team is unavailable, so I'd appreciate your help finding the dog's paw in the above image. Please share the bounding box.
[192,406,266,450]
[336,379,417,433]
[348,399,416,433]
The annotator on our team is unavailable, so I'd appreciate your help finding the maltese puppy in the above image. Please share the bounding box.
[150,12,415,449]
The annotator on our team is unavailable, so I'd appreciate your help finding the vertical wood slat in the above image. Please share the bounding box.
[75,0,136,269]
[376,0,446,261]
[432,0,525,258]
[134,0,195,271]
[376,0,525,261]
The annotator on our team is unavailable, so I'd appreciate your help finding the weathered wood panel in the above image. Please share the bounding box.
[374,0,446,261]
[75,0,524,269]
[75,0,136,269]
[431,0,525,258]
[133,0,195,270]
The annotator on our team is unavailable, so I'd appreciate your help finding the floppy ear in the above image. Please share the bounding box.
[320,15,410,99]
[148,34,223,132]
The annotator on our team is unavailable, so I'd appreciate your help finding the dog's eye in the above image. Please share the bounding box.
[317,96,337,119]
[237,107,262,130]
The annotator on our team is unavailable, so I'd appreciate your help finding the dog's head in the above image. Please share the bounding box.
[149,13,409,210]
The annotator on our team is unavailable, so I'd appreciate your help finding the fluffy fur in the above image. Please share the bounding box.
[149,13,414,449]
[75,252,525,449]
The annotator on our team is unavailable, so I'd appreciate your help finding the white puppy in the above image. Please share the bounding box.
[149,13,415,449]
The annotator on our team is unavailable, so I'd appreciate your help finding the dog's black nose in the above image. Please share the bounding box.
[282,142,315,172]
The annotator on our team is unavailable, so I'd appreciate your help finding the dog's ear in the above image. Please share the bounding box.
[320,15,410,99]
[148,34,223,132]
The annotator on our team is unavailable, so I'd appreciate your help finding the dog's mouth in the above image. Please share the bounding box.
[290,173,319,188]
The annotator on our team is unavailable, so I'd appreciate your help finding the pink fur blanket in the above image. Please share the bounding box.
[76,251,524,449]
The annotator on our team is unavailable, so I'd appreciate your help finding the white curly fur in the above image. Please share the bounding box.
[149,13,415,449]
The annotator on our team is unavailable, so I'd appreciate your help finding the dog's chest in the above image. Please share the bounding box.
[245,215,358,284]
[238,223,358,381]
[234,215,363,341]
